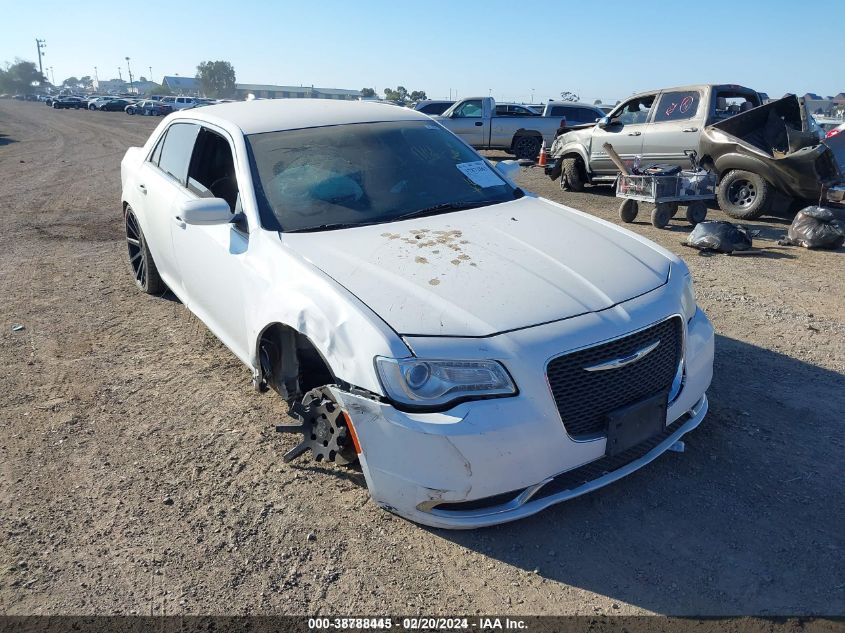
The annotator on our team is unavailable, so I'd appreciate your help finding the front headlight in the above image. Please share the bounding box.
[375,357,517,410]
[681,272,697,322]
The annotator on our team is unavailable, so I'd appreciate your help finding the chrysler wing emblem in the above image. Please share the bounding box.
[583,339,660,372]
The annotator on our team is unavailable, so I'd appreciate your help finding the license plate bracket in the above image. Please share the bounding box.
[605,391,668,457]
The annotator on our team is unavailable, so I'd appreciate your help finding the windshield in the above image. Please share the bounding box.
[247,120,517,232]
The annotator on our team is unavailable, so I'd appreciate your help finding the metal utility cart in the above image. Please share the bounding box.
[605,143,717,228]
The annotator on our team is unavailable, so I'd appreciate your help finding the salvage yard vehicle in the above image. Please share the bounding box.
[413,100,454,116]
[699,95,845,219]
[126,99,173,116]
[97,98,133,112]
[120,99,714,528]
[542,101,606,128]
[547,84,761,191]
[435,96,562,159]
[52,96,84,109]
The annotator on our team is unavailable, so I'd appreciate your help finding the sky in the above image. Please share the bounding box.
[2,0,841,103]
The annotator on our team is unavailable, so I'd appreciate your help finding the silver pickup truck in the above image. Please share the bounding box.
[547,84,762,191]
[435,97,561,160]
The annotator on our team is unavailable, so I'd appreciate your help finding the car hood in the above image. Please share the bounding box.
[282,197,671,337]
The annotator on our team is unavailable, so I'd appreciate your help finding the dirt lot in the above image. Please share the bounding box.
[0,100,843,617]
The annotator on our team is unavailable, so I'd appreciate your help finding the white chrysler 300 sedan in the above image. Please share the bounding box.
[120,99,714,529]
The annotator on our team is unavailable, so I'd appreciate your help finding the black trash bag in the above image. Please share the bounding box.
[685,221,754,253]
[777,206,845,249]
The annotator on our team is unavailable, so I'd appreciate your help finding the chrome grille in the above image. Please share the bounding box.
[546,317,683,439]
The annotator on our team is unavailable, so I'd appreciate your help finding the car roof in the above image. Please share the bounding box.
[544,101,603,109]
[626,84,757,99]
[168,98,430,135]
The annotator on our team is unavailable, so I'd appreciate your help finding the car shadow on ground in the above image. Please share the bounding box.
[431,334,845,615]
[0,132,17,146]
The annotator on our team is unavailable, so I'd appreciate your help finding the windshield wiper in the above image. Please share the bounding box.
[284,221,377,234]
[284,198,514,234]
[390,200,498,222]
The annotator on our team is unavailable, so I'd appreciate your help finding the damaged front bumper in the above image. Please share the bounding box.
[329,303,714,530]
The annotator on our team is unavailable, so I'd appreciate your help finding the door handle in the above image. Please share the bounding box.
[474,121,483,126]
[683,127,698,132]
[627,131,642,136]
[173,216,186,229]
[137,184,147,194]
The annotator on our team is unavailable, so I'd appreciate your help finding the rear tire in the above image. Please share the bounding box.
[716,170,771,220]
[651,203,674,228]
[561,157,586,192]
[125,207,164,294]
[619,199,639,223]
[512,135,542,161]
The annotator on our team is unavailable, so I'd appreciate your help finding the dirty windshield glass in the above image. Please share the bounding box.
[247,121,516,232]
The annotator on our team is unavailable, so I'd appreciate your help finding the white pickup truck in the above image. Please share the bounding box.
[435,97,561,159]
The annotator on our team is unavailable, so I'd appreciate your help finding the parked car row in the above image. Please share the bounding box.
[35,93,214,116]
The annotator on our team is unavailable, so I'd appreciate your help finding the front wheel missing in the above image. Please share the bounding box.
[276,386,358,465]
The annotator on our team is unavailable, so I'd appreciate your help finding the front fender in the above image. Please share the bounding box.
[549,137,590,166]
[246,237,412,395]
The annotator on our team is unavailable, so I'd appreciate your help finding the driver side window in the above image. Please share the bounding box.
[615,95,656,125]
[453,99,483,118]
[187,128,240,213]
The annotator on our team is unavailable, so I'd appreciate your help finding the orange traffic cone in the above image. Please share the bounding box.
[537,141,547,167]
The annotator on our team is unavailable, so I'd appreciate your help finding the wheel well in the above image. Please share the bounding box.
[256,323,335,403]
[510,131,542,149]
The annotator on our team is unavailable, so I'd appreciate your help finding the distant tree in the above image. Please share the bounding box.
[383,85,423,103]
[360,87,376,98]
[196,60,236,98]
[0,59,45,94]
[593,99,602,105]
[78,75,93,90]
[62,76,80,89]
[138,76,147,83]
[559,91,579,102]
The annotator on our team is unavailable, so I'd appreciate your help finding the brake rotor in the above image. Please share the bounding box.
[276,387,357,465]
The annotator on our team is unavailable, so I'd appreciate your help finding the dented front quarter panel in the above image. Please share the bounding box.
[242,232,411,395]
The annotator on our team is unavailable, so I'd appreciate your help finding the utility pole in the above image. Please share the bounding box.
[35,38,46,82]
[93,66,98,91]
[117,67,123,81]
[48,67,55,85]
[125,57,134,93]
[149,66,153,83]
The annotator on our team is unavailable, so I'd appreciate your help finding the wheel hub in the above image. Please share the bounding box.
[276,386,357,465]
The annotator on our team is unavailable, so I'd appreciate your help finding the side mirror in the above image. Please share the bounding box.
[495,159,521,180]
[178,198,232,225]
[598,117,611,129]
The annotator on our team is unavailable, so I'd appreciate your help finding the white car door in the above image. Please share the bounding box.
[135,122,200,295]
[169,125,251,362]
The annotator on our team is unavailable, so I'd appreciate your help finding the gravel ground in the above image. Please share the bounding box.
[0,100,843,616]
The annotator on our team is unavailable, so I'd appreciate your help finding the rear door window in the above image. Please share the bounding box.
[654,91,700,123]
[156,123,201,185]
